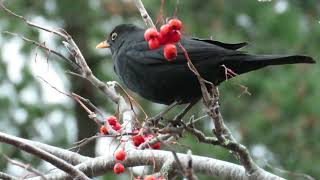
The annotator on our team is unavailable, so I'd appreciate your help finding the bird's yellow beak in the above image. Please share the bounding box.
[96,40,110,49]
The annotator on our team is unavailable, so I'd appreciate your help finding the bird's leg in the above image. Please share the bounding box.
[148,101,179,126]
[171,99,199,126]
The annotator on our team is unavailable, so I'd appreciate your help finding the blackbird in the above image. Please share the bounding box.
[96,24,315,105]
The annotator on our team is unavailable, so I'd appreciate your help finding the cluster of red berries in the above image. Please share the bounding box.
[113,149,126,174]
[100,117,160,149]
[99,116,121,135]
[144,18,183,61]
[132,130,161,149]
[98,116,162,175]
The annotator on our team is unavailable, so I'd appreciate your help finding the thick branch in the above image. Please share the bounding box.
[30,149,284,180]
[0,132,90,180]
[0,172,18,180]
[0,131,90,165]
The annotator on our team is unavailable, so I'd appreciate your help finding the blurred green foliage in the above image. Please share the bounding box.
[0,0,319,179]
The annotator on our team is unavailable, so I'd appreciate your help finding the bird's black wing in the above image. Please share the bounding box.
[126,37,243,65]
[191,38,248,50]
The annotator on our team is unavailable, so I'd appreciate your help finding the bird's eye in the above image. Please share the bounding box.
[111,33,118,41]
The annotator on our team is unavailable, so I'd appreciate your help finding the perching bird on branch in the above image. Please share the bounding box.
[96,24,315,105]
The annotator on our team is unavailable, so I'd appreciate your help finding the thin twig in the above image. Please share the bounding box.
[171,151,185,175]
[37,76,71,97]
[72,93,105,118]
[133,0,156,28]
[3,154,47,180]
[185,150,198,180]
[0,3,68,39]
[1,31,79,70]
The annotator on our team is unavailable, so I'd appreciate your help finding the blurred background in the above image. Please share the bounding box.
[0,0,319,179]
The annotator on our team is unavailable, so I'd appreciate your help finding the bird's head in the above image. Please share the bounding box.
[96,24,143,54]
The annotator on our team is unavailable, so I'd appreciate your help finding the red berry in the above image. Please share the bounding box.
[134,176,142,180]
[100,126,108,134]
[144,28,159,41]
[163,44,177,61]
[159,33,169,45]
[160,24,171,37]
[114,149,126,161]
[148,38,160,50]
[143,134,161,149]
[144,175,156,180]
[113,163,125,174]
[168,18,183,30]
[106,116,117,126]
[112,122,122,131]
[151,142,161,149]
[132,135,145,146]
[144,134,154,140]
[168,30,181,43]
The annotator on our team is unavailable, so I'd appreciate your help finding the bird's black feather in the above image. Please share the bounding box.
[191,38,248,50]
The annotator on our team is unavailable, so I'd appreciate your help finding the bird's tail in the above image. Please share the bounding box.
[222,54,315,75]
[244,54,315,65]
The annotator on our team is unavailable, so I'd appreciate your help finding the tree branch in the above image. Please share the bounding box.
[0,172,18,180]
[1,31,80,70]
[133,0,156,28]
[3,155,47,179]
[0,132,90,180]
[29,149,284,180]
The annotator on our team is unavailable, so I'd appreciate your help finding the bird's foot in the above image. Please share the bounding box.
[170,99,199,126]
[151,101,179,125]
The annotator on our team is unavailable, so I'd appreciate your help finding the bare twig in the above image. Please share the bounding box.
[37,76,71,98]
[0,3,67,38]
[237,84,252,98]
[72,94,103,126]
[184,120,219,145]
[171,151,185,175]
[191,115,208,124]
[146,101,179,128]
[72,93,105,118]
[133,0,156,28]
[3,154,47,180]
[185,150,198,180]
[171,99,198,125]
[69,132,137,152]
[69,135,101,152]
[138,134,171,150]
[1,31,79,70]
